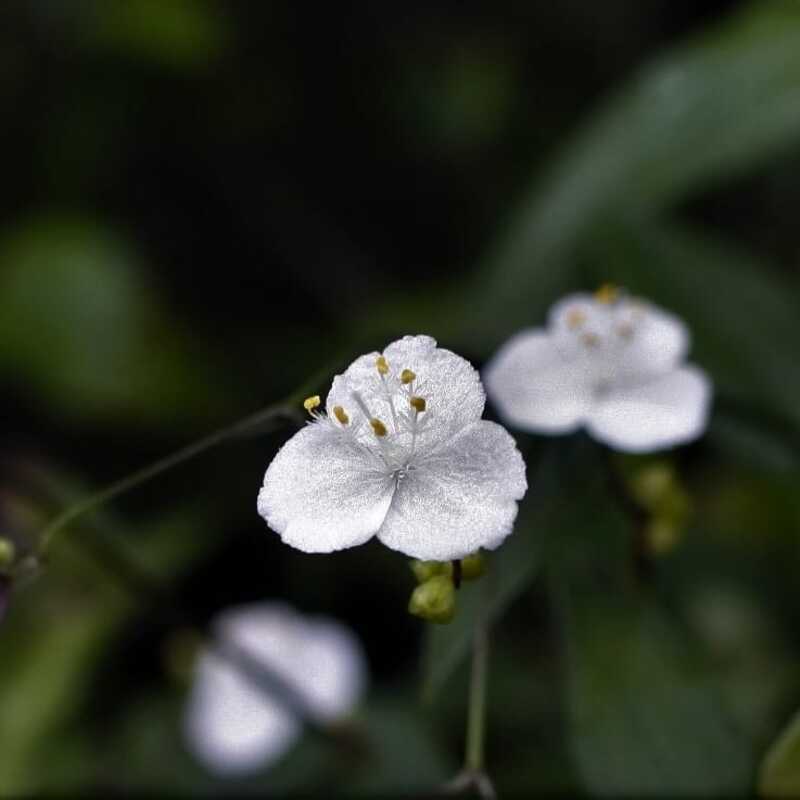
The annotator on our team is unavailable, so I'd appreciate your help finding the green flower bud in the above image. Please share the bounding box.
[629,462,675,510]
[410,559,449,583]
[460,552,487,581]
[0,538,15,571]
[408,575,456,624]
[645,518,682,556]
[657,485,691,526]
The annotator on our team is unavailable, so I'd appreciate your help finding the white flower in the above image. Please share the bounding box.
[483,288,712,453]
[184,602,367,776]
[258,335,527,561]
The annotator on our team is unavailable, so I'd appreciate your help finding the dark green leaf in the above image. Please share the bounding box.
[551,468,754,795]
[465,1,800,340]
[0,217,223,426]
[759,707,800,797]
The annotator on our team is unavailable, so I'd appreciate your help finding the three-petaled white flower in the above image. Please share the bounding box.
[258,335,527,561]
[184,602,367,776]
[484,288,712,453]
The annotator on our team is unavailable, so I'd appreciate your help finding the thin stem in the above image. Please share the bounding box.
[442,604,497,799]
[465,614,490,773]
[36,402,298,557]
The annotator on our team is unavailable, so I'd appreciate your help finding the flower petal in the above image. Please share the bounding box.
[295,614,368,720]
[376,420,527,560]
[615,300,689,378]
[326,335,485,454]
[258,422,394,553]
[586,365,711,452]
[483,329,593,433]
[184,603,367,776]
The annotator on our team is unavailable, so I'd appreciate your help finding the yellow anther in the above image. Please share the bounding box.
[370,418,388,437]
[303,395,321,413]
[400,368,416,384]
[409,396,426,413]
[582,332,600,347]
[376,355,389,375]
[594,283,619,304]
[566,308,586,329]
[333,405,349,425]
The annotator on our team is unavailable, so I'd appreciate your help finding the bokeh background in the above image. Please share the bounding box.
[3,0,800,794]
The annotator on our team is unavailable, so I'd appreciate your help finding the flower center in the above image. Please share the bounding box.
[553,288,646,390]
[308,354,433,476]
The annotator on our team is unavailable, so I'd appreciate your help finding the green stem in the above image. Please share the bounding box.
[465,612,490,772]
[37,401,298,557]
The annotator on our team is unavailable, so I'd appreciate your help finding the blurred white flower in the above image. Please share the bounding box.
[258,335,527,561]
[484,288,712,453]
[184,602,367,776]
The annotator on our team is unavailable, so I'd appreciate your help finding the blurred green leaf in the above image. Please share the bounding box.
[759,708,800,797]
[346,699,454,793]
[82,0,228,68]
[586,218,800,434]
[0,592,124,793]
[549,463,754,795]
[0,217,221,427]
[467,0,800,340]
[563,593,753,795]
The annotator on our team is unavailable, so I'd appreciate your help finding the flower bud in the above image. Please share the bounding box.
[645,518,682,556]
[410,559,448,583]
[0,538,15,571]
[408,575,456,624]
[629,462,674,510]
[460,552,487,581]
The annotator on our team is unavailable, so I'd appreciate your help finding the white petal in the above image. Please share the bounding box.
[326,335,485,454]
[586,365,711,453]
[258,422,394,553]
[483,330,593,433]
[184,647,300,776]
[616,300,689,378]
[184,603,367,776]
[376,420,527,560]
[294,615,368,720]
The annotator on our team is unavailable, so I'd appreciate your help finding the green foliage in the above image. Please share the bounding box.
[82,0,229,68]
[465,0,800,345]
[0,218,222,426]
[564,596,752,794]
[760,709,800,797]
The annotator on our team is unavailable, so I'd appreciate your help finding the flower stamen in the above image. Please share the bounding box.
[409,396,426,413]
[594,283,619,304]
[303,395,321,416]
[370,418,388,437]
[375,355,389,375]
[333,405,350,425]
[400,368,416,385]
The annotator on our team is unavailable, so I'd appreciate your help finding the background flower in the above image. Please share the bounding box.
[484,291,711,453]
[184,602,367,776]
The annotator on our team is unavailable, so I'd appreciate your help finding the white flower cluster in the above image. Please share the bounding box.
[484,288,711,453]
[258,335,527,561]
[258,292,710,559]
[184,602,366,776]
